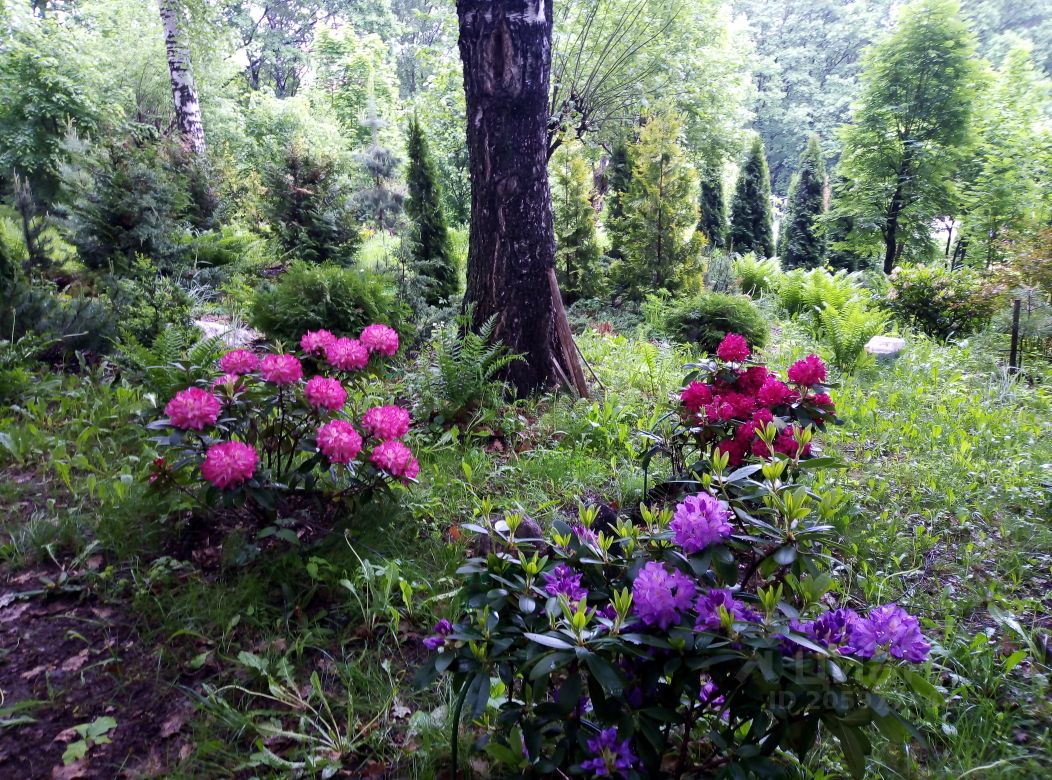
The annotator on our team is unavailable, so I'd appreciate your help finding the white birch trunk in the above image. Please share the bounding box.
[158,0,206,156]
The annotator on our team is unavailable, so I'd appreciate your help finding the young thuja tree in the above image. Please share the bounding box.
[698,163,727,250]
[729,136,775,259]
[613,113,702,297]
[551,140,602,302]
[779,135,828,270]
[405,116,458,305]
[419,339,933,778]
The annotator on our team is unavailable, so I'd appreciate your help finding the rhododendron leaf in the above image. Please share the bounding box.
[528,651,573,680]
[822,717,870,779]
[524,632,575,650]
[725,465,763,482]
[584,654,625,695]
[517,596,536,613]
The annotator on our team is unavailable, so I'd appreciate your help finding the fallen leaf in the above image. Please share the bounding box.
[53,727,78,744]
[61,648,91,673]
[0,601,31,624]
[159,710,189,739]
[390,700,412,720]
[51,758,90,779]
[22,664,48,681]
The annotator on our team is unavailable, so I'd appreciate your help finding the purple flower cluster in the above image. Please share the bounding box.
[580,727,636,777]
[543,563,588,603]
[699,679,725,710]
[632,562,696,629]
[670,493,734,553]
[846,604,931,662]
[694,588,759,632]
[794,604,930,663]
[422,619,453,651]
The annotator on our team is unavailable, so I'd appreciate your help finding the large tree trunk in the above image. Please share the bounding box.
[457,0,586,397]
[158,0,206,156]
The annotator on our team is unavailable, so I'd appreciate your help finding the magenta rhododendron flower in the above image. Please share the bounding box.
[774,426,811,457]
[211,373,242,390]
[705,397,736,422]
[325,337,369,371]
[362,405,410,440]
[370,440,420,479]
[631,561,696,630]
[736,365,771,395]
[316,419,362,464]
[218,349,260,375]
[360,323,399,356]
[813,392,834,407]
[845,604,931,662]
[300,329,337,355]
[543,563,588,602]
[787,354,827,386]
[422,618,453,651]
[757,378,798,408]
[680,381,713,413]
[201,441,258,489]
[581,727,636,777]
[695,588,759,632]
[303,376,347,411]
[260,353,303,385]
[670,493,734,553]
[165,387,221,430]
[715,333,750,363]
[716,438,747,467]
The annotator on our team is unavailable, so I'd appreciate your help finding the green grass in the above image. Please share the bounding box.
[1,322,1050,776]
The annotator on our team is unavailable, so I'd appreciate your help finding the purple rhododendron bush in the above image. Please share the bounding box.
[417,336,932,778]
[147,324,418,530]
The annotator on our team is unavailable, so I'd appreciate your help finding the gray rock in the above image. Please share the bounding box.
[865,335,906,360]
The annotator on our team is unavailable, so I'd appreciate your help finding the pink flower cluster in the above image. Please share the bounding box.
[219,349,260,375]
[201,440,258,489]
[261,353,303,385]
[165,387,221,431]
[677,334,835,466]
[316,419,363,464]
[370,440,420,480]
[304,376,347,411]
[308,324,398,372]
[362,405,410,441]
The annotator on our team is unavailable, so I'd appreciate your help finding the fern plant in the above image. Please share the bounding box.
[410,312,521,426]
[733,253,781,298]
[114,325,225,400]
[817,300,888,371]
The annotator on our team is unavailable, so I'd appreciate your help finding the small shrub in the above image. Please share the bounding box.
[817,300,888,370]
[702,251,739,294]
[408,312,520,426]
[0,332,57,402]
[0,281,115,359]
[732,253,781,297]
[249,261,408,346]
[887,264,1004,340]
[148,325,416,520]
[651,292,768,355]
[264,143,360,265]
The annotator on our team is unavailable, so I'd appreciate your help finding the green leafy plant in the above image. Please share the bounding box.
[887,264,1004,340]
[648,292,768,355]
[817,300,888,370]
[249,261,408,345]
[408,312,521,426]
[732,253,781,298]
[114,325,225,399]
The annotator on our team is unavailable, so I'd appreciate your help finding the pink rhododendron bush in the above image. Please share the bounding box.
[418,336,934,778]
[148,325,418,525]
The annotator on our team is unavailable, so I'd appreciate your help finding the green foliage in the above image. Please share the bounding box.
[114,325,225,400]
[961,45,1052,267]
[887,263,1003,339]
[733,253,781,298]
[779,135,827,269]
[0,331,58,402]
[817,300,889,370]
[612,114,702,297]
[702,251,739,294]
[249,261,407,345]
[777,267,868,319]
[404,117,457,305]
[263,143,361,265]
[729,136,775,258]
[833,0,985,271]
[551,141,602,302]
[58,131,198,274]
[0,14,99,204]
[604,138,631,227]
[0,281,115,359]
[697,164,727,249]
[650,291,768,355]
[408,313,520,426]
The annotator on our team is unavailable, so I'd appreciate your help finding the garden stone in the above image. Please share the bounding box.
[194,317,261,349]
[865,335,906,360]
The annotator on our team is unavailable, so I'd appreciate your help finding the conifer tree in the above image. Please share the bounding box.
[405,116,458,304]
[698,165,727,249]
[612,114,701,297]
[551,141,601,302]
[729,137,775,258]
[605,139,632,223]
[779,135,827,269]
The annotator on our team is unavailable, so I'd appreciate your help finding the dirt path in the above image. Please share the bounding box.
[0,569,193,779]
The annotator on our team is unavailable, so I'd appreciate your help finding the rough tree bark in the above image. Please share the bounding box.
[457,0,586,397]
[158,0,207,156]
